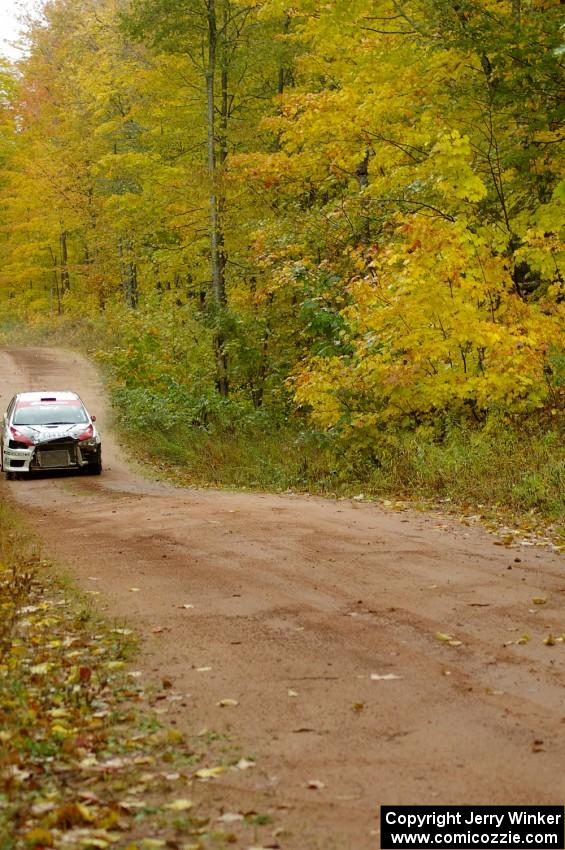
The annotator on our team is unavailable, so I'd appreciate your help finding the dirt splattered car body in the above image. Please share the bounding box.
[1,390,102,477]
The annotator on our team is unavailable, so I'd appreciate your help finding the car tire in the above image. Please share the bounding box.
[87,452,102,475]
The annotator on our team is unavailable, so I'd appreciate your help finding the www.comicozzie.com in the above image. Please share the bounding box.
[380,806,565,848]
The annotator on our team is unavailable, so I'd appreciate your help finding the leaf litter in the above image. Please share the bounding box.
[0,510,280,850]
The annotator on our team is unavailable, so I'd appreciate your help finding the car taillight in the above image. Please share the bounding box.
[78,424,94,441]
[10,426,33,446]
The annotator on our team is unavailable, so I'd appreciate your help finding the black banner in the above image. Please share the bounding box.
[381,806,564,849]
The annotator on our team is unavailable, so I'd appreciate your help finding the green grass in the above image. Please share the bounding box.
[364,423,564,519]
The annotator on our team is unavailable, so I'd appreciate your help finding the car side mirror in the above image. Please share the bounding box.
[91,415,97,422]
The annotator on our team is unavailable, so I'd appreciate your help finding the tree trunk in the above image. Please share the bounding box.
[206,0,229,397]
[60,230,70,294]
[251,310,273,409]
[48,245,62,315]
[119,237,138,308]
[356,150,371,245]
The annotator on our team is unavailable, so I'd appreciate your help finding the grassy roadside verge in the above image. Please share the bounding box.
[116,414,564,511]
[0,499,277,850]
[112,416,564,550]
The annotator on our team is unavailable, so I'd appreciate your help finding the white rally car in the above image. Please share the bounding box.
[1,391,102,478]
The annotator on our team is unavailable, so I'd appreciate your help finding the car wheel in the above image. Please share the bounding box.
[87,452,102,475]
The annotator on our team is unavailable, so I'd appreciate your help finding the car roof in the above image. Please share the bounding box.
[15,391,81,403]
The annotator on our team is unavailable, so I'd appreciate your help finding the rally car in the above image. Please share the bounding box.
[1,390,102,478]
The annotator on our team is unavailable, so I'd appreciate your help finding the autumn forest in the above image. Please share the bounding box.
[0,0,563,513]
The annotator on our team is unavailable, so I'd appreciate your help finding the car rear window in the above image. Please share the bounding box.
[13,401,89,426]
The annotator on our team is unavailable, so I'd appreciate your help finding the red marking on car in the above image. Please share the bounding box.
[78,424,94,441]
[10,426,33,446]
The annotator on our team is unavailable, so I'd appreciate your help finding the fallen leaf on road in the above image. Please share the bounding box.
[129,587,140,592]
[217,813,244,824]
[235,758,255,770]
[494,535,514,546]
[52,801,95,825]
[30,663,51,675]
[119,800,146,811]
[288,689,298,697]
[179,604,194,609]
[305,779,326,789]
[532,597,547,605]
[24,829,54,846]
[163,798,193,811]
[197,666,212,672]
[195,766,226,780]
[436,633,463,646]
[217,698,239,707]
[30,801,57,816]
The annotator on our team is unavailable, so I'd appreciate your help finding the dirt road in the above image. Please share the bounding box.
[1,347,564,849]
